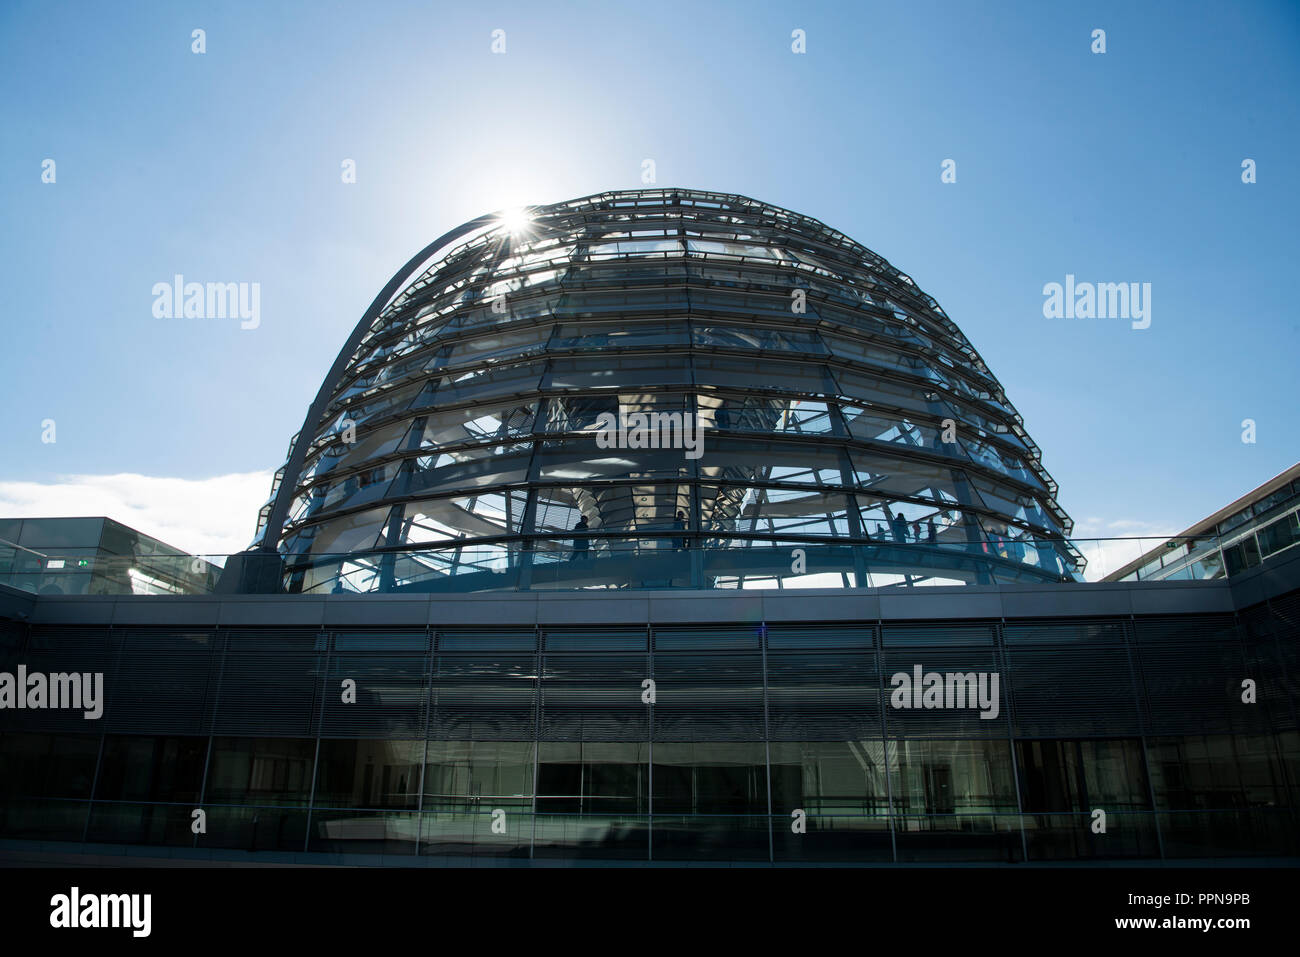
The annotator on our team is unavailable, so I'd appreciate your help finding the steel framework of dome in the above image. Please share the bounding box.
[246,188,1082,593]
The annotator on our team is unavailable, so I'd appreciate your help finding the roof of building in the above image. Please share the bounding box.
[1104,461,1300,581]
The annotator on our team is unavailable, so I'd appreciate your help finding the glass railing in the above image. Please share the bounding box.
[0,540,225,597]
[0,531,1279,597]
[6,803,1290,863]
[1115,506,1300,583]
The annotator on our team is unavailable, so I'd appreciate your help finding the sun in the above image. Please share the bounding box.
[499,207,533,235]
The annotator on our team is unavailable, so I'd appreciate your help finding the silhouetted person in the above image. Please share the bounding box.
[926,519,937,544]
[673,510,687,550]
[890,512,908,543]
[571,515,589,560]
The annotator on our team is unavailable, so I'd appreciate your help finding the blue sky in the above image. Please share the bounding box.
[1,0,1297,563]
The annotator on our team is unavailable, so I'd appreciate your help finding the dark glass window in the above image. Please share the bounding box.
[536,742,648,814]
[0,732,99,799]
[652,743,767,814]
[422,741,534,811]
[890,739,1017,813]
[206,737,316,805]
[1016,739,1149,813]
[94,735,206,804]
[312,739,422,809]
[768,741,889,814]
[1257,513,1299,557]
[1148,734,1288,810]
[1224,536,1262,575]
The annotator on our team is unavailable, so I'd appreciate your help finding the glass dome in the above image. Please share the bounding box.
[252,188,1082,592]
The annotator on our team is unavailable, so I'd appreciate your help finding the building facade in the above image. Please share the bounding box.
[1107,463,1300,584]
[1,189,1296,866]
[1,568,1297,865]
[0,517,217,597]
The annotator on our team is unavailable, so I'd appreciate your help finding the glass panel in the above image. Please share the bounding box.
[726,487,854,538]
[206,737,316,806]
[1147,734,1288,810]
[692,324,826,354]
[421,742,535,811]
[410,400,537,447]
[889,739,1017,813]
[308,809,420,854]
[537,742,649,814]
[0,732,99,799]
[419,359,545,406]
[402,490,528,543]
[695,394,835,436]
[537,439,691,483]
[769,741,890,814]
[1258,512,1300,557]
[1016,739,1149,813]
[197,807,308,852]
[432,325,552,371]
[652,743,768,814]
[544,355,692,390]
[544,391,692,434]
[85,803,196,847]
[1224,536,1262,575]
[312,739,424,809]
[695,355,831,393]
[551,321,687,351]
[94,735,207,803]
[409,442,533,492]
[698,437,844,490]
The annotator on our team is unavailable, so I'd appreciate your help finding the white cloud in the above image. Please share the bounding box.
[0,472,273,557]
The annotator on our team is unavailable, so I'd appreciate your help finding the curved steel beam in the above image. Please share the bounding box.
[258,209,512,554]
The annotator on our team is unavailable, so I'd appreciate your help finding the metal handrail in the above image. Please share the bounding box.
[0,536,46,559]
